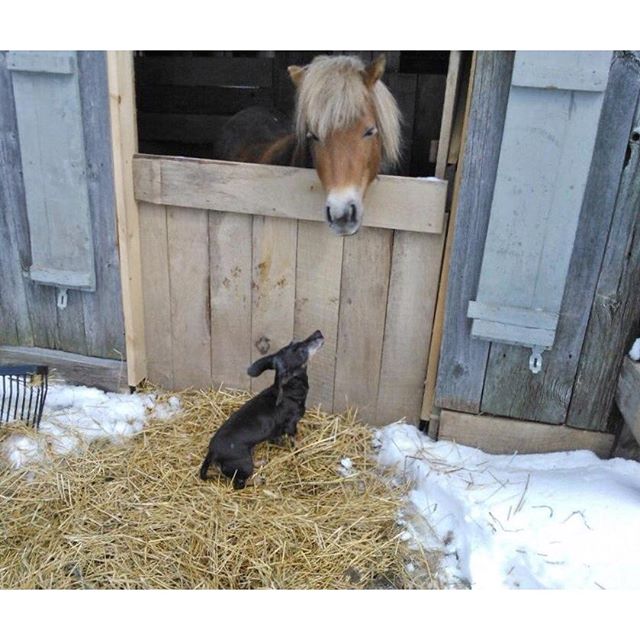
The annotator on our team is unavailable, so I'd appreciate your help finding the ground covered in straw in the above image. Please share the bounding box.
[0,387,439,589]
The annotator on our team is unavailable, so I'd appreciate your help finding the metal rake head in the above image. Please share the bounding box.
[0,364,49,429]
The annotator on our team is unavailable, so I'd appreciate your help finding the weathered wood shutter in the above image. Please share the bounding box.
[8,51,96,298]
[467,51,612,371]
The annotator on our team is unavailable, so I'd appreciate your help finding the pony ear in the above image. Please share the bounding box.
[288,65,306,87]
[247,355,274,378]
[363,54,386,88]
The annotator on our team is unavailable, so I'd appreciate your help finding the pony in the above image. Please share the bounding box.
[214,55,402,236]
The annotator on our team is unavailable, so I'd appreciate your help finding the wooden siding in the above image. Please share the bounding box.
[0,51,126,361]
[135,155,447,425]
[436,50,640,435]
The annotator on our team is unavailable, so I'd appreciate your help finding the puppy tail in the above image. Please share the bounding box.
[199,450,213,480]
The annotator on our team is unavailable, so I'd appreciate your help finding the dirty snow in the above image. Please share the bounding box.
[1,383,180,469]
[375,421,640,590]
[629,337,640,361]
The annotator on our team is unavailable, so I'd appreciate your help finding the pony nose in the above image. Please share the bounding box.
[327,200,359,224]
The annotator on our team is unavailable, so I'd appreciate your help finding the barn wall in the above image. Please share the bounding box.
[435,51,640,433]
[0,51,126,361]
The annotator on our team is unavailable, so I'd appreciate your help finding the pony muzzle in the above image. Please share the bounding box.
[325,191,363,236]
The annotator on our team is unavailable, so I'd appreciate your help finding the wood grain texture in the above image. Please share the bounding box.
[133,154,447,234]
[435,52,515,413]
[294,221,344,410]
[138,202,173,389]
[107,51,147,386]
[250,216,297,394]
[333,228,393,424]
[439,410,615,458]
[77,51,126,360]
[0,52,33,347]
[567,85,640,430]
[436,51,462,180]
[616,356,640,444]
[209,211,253,391]
[480,53,640,424]
[376,231,442,425]
[0,346,128,393]
[421,53,476,422]
[166,206,211,388]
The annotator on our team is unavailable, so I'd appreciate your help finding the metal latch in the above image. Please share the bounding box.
[529,345,544,374]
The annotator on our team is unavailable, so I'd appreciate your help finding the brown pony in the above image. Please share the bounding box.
[214,55,401,236]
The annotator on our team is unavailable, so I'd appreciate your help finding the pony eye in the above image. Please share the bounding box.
[364,126,378,138]
[307,131,319,142]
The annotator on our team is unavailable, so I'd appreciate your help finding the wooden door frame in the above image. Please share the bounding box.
[107,50,147,388]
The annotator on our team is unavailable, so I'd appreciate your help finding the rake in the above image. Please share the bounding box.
[0,364,49,429]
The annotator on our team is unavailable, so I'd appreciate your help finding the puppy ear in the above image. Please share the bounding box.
[247,354,274,377]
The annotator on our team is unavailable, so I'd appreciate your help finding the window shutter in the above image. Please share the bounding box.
[467,51,612,370]
[8,51,96,294]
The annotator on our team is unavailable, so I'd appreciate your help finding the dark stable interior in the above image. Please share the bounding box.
[134,51,454,178]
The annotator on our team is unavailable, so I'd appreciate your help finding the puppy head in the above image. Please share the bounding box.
[247,330,325,402]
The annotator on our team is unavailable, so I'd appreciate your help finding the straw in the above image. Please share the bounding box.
[0,386,442,589]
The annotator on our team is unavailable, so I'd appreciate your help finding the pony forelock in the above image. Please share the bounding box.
[294,56,402,169]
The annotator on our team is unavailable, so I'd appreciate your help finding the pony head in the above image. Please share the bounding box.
[289,55,401,236]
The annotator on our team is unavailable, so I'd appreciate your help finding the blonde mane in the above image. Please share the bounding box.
[294,55,402,169]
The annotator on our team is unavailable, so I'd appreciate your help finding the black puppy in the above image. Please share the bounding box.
[199,330,324,489]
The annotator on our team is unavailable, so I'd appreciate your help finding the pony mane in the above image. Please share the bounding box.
[294,55,402,169]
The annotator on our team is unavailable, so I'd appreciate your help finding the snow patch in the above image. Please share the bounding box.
[629,338,640,361]
[376,421,640,590]
[1,383,180,469]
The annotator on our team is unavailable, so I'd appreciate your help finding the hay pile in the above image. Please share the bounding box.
[0,386,439,589]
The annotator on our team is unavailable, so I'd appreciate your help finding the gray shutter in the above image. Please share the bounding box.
[467,51,612,371]
[8,51,96,295]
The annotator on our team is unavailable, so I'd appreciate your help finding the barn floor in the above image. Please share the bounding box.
[0,385,441,589]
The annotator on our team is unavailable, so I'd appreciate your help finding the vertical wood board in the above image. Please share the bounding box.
[209,211,253,391]
[166,206,212,388]
[294,221,344,410]
[250,216,297,393]
[138,202,174,389]
[333,228,393,423]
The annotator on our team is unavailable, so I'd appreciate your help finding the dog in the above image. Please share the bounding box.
[199,330,324,489]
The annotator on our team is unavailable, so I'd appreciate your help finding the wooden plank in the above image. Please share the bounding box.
[250,216,297,394]
[0,346,128,393]
[434,52,515,413]
[420,54,477,422]
[435,51,462,180]
[0,52,33,347]
[439,410,615,458]
[333,227,393,424]
[107,50,147,387]
[294,221,344,410]
[376,231,442,425]
[137,113,228,144]
[616,356,640,445]
[77,51,126,360]
[134,56,274,88]
[567,87,640,430]
[209,211,253,391]
[166,206,212,388]
[138,202,173,389]
[133,154,447,235]
[54,289,88,355]
[481,53,640,424]
[411,73,447,177]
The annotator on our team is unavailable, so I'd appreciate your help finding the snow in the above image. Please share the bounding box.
[375,421,640,590]
[1,383,180,469]
[629,337,640,361]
